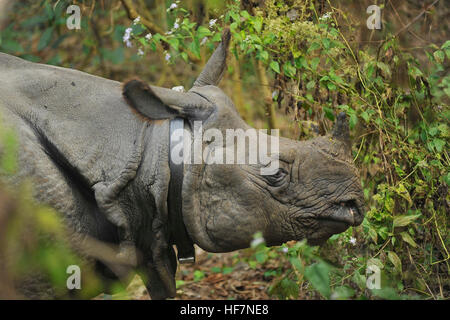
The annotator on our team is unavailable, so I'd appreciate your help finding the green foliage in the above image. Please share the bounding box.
[189,0,448,300]
[0,114,18,175]
[123,0,222,63]
[0,114,109,299]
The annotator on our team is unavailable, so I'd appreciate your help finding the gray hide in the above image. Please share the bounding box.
[0,30,365,299]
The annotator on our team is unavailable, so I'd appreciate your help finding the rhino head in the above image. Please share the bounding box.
[123,29,365,254]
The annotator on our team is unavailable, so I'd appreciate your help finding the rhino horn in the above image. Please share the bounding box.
[332,112,352,152]
[192,28,231,88]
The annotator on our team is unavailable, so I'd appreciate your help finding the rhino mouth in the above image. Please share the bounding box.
[322,200,363,227]
[307,200,363,245]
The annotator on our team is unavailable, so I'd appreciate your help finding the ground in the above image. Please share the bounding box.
[105,247,274,300]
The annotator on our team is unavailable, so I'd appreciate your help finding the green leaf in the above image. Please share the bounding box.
[181,52,188,62]
[371,287,401,300]
[295,56,308,69]
[387,251,402,273]
[306,80,316,90]
[307,41,320,53]
[432,138,445,152]
[189,39,201,59]
[255,251,267,263]
[197,26,212,39]
[332,286,355,299]
[0,129,17,174]
[433,50,445,64]
[408,66,423,79]
[349,113,358,129]
[322,38,332,50]
[269,60,280,74]
[176,280,185,289]
[38,27,54,51]
[167,38,179,51]
[211,266,221,273]
[280,278,299,299]
[193,270,205,282]
[395,183,412,206]
[323,107,335,121]
[304,262,331,299]
[289,257,304,274]
[222,267,233,275]
[368,226,378,243]
[253,17,263,33]
[283,62,296,78]
[310,57,320,71]
[240,10,251,20]
[441,40,450,50]
[377,62,391,77]
[1,39,24,54]
[327,82,337,91]
[400,232,417,247]
[444,172,450,186]
[393,214,421,227]
[352,272,366,290]
[361,111,370,123]
[367,258,384,270]
[258,50,269,62]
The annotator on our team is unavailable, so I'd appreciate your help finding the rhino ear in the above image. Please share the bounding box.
[123,79,179,120]
[123,79,214,120]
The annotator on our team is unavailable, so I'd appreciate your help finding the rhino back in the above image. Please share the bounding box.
[0,52,151,185]
[0,52,170,244]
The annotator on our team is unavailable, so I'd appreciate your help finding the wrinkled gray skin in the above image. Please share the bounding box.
[0,30,364,299]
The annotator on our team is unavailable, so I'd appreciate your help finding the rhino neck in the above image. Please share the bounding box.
[180,119,217,252]
[182,161,217,252]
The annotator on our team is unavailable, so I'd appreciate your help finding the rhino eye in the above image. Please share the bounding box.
[265,168,288,187]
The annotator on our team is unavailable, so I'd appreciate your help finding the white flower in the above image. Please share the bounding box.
[209,19,217,28]
[281,247,289,253]
[200,37,208,45]
[251,236,265,247]
[169,3,177,10]
[272,90,279,100]
[166,30,173,35]
[319,12,331,21]
[138,48,144,56]
[123,28,133,47]
[123,27,132,42]
[165,53,171,62]
[349,237,357,246]
[171,86,185,92]
[133,16,141,24]
[145,33,152,40]
[173,22,180,29]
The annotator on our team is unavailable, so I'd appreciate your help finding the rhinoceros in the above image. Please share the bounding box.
[0,30,364,299]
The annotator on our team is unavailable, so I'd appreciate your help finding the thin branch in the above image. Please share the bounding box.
[394,0,440,38]
[120,0,200,63]
[121,0,164,34]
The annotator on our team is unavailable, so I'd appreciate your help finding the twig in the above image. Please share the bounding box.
[256,59,277,131]
[121,0,164,34]
[388,0,431,44]
[120,0,200,63]
[407,247,436,299]
[394,0,440,38]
